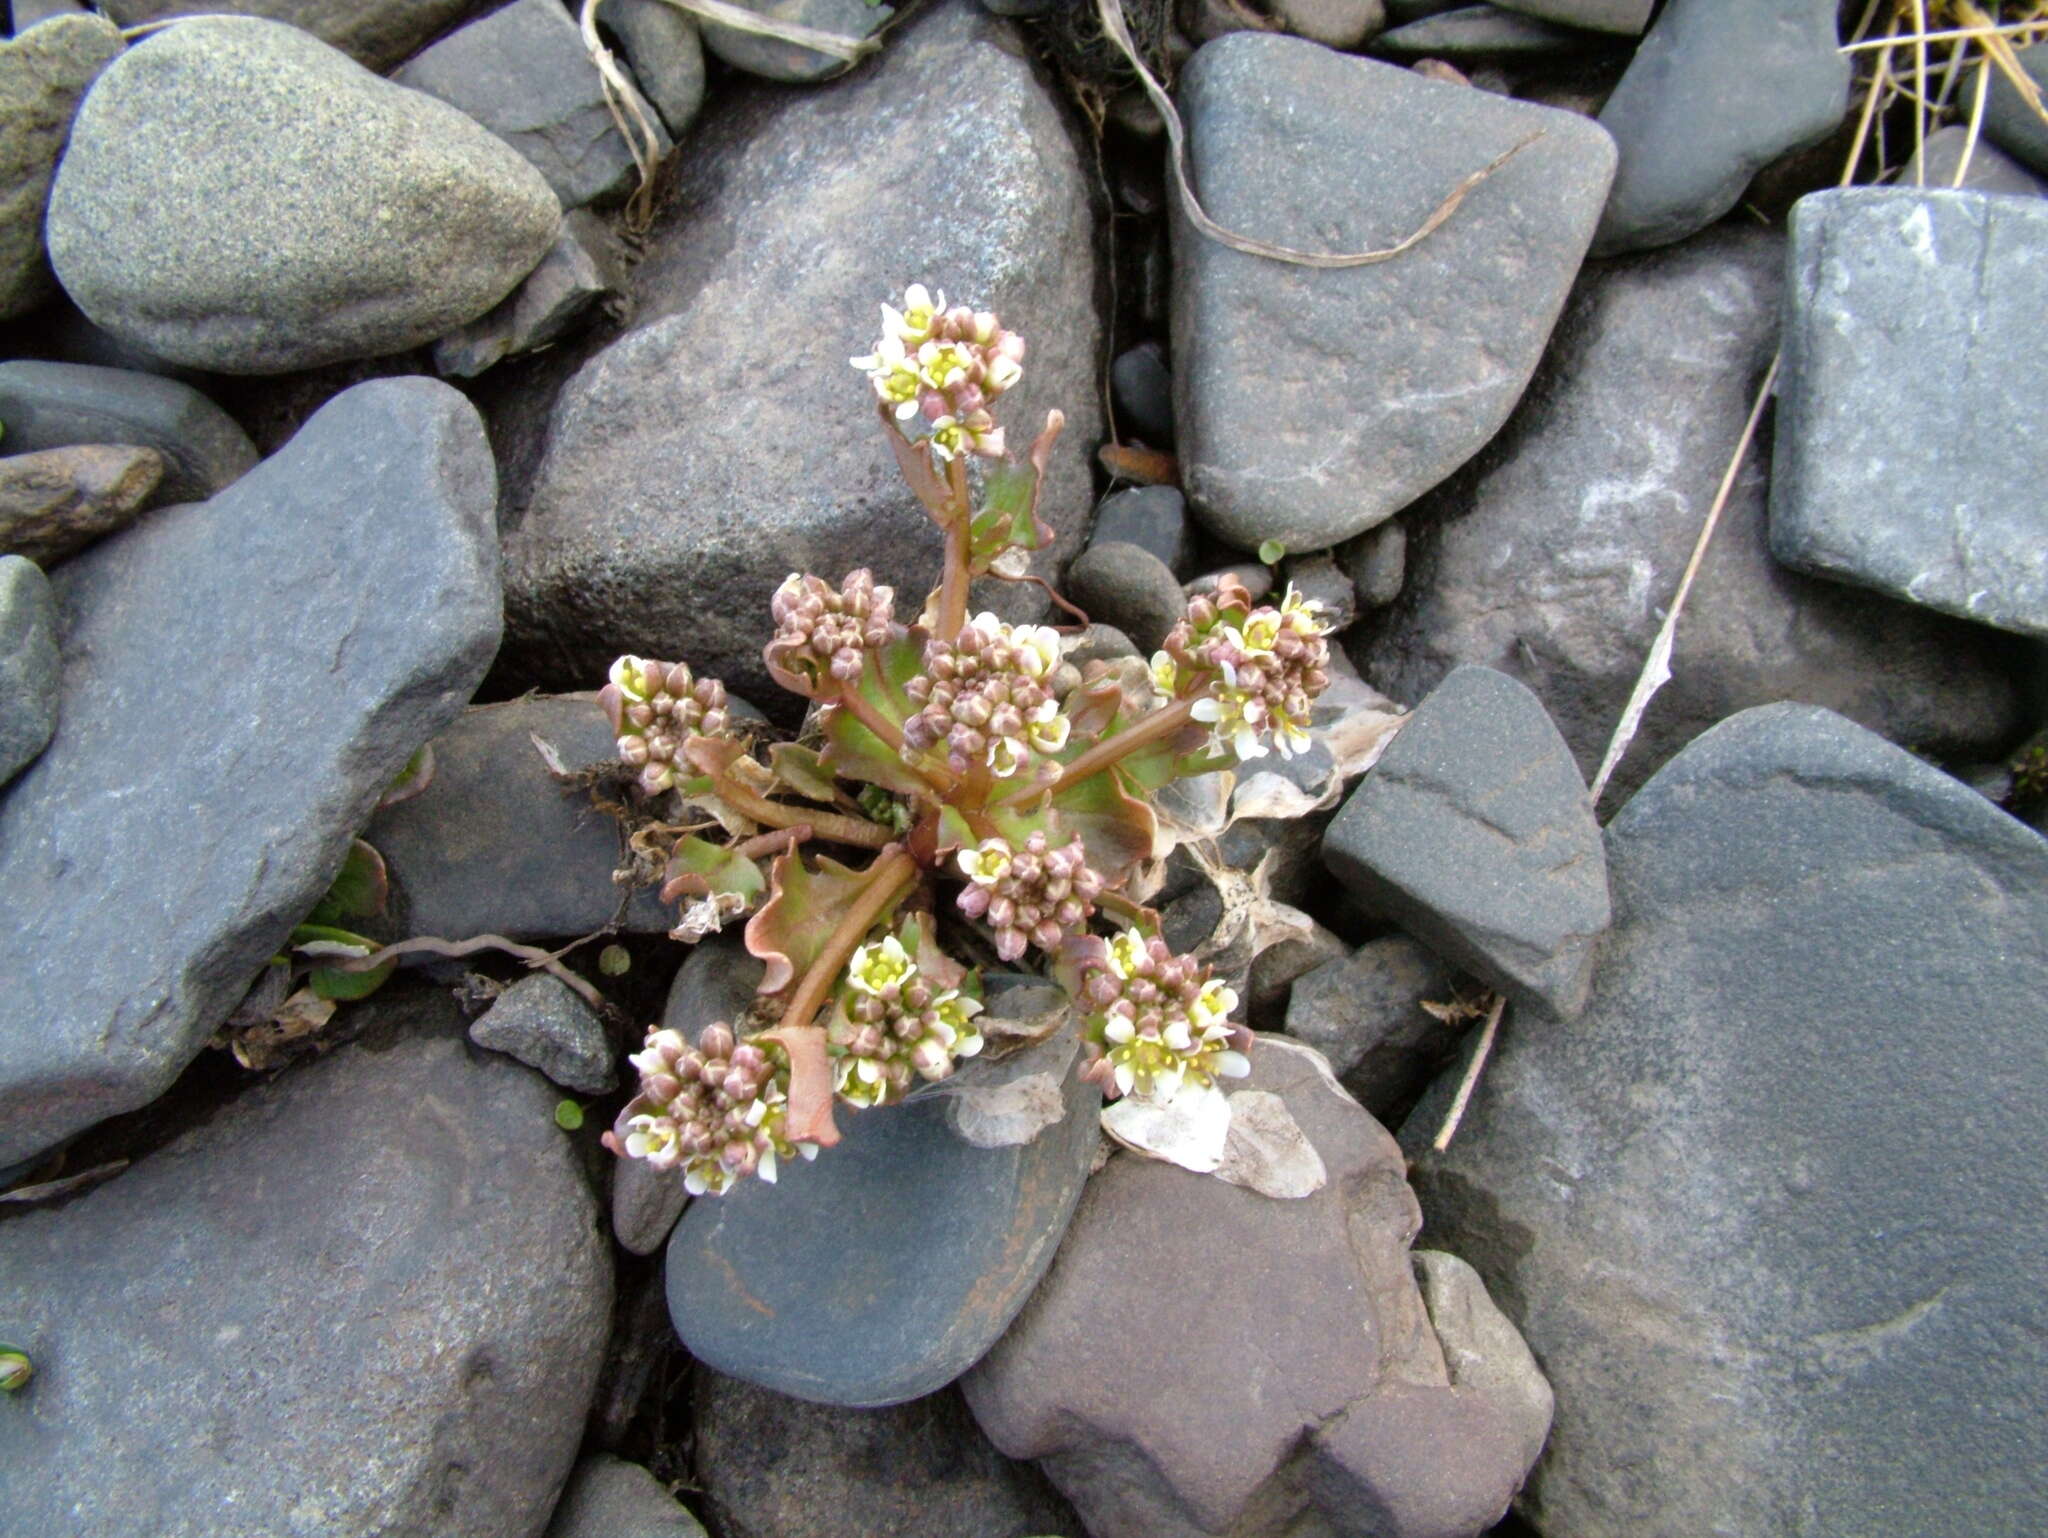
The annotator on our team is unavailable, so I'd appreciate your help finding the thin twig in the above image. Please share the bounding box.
[1955,56,1994,185]
[331,933,609,1011]
[1431,993,1506,1153]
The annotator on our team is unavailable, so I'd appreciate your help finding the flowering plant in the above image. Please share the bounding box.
[601,285,1333,1197]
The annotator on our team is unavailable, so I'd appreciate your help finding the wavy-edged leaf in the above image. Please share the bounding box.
[991,764,1156,885]
[969,410,1065,574]
[291,922,395,1001]
[879,403,953,522]
[758,1024,841,1147]
[744,848,891,997]
[768,742,841,805]
[306,839,387,926]
[659,835,767,908]
[818,634,933,796]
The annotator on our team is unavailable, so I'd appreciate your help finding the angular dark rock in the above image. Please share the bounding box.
[0,1019,613,1538]
[1772,188,2048,640]
[600,0,706,138]
[470,971,618,1094]
[1409,703,2048,1537]
[0,360,254,503]
[1591,0,1849,255]
[546,1455,708,1538]
[435,212,620,379]
[499,3,1098,702]
[1285,933,1467,1121]
[0,377,501,1166]
[0,551,58,784]
[48,17,561,372]
[0,443,163,565]
[394,0,668,211]
[1174,32,1615,552]
[1089,484,1191,578]
[0,14,122,320]
[1324,665,1609,1017]
[964,1035,1552,1538]
[1352,225,2031,799]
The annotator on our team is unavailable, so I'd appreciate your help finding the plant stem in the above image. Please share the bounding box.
[991,697,1199,807]
[836,655,959,796]
[777,847,918,1032]
[936,516,970,643]
[717,782,895,849]
[1431,993,1506,1153]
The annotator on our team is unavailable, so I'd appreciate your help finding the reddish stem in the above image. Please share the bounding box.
[775,847,919,1036]
[990,697,1199,807]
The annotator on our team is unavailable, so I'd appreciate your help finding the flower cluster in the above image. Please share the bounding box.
[766,568,899,695]
[602,656,732,794]
[957,832,1104,962]
[829,931,986,1108]
[851,284,1026,461]
[1151,578,1331,761]
[608,1021,817,1195]
[903,612,1070,780]
[1075,930,1251,1103]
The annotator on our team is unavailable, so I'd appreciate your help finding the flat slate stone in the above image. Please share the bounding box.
[0,1019,613,1538]
[499,2,1099,702]
[0,14,122,320]
[1284,932,1465,1121]
[394,0,668,211]
[1494,0,1648,32]
[1772,188,2048,639]
[699,0,888,84]
[1409,703,2048,1537]
[1374,4,1607,60]
[0,551,58,784]
[665,1023,1101,1408]
[0,360,254,503]
[1353,225,2031,800]
[367,692,674,943]
[0,377,500,1167]
[1173,32,1615,553]
[1592,0,1849,255]
[94,0,491,72]
[1324,664,1610,1018]
[48,16,561,373]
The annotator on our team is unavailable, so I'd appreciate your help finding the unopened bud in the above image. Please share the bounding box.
[0,1348,31,1393]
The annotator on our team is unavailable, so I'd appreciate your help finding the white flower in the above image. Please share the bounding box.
[1149,651,1178,700]
[883,283,943,346]
[623,1114,681,1170]
[957,837,1014,884]
[1025,698,1070,754]
[850,334,921,419]
[847,935,916,996]
[1012,624,1062,679]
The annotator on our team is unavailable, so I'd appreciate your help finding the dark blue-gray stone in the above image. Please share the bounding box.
[1408,703,2048,1537]
[1771,188,2048,640]
[0,377,501,1166]
[1110,338,1174,445]
[1066,539,1186,653]
[699,0,889,84]
[1089,484,1190,578]
[1323,663,1609,1017]
[469,970,617,1094]
[0,551,58,784]
[665,1031,1100,1408]
[0,359,254,503]
[1493,0,1647,32]
[1592,0,1849,255]
[1983,41,2048,176]
[1901,122,2048,200]
[1374,4,1608,59]
[93,0,492,73]
[599,0,706,139]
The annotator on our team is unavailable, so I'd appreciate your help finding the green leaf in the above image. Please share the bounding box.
[599,945,632,977]
[291,923,395,1001]
[745,849,901,997]
[1258,538,1286,565]
[768,743,842,805]
[819,634,934,796]
[967,412,1064,574]
[660,836,767,908]
[374,744,436,811]
[991,766,1157,885]
[554,1100,586,1131]
[306,839,388,926]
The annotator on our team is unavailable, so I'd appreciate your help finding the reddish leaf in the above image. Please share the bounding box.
[759,1024,841,1147]
[744,848,884,997]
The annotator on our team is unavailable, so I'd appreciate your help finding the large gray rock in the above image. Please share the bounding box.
[0,360,254,503]
[394,0,668,211]
[1983,41,2048,176]
[691,1374,1079,1538]
[94,0,490,72]
[0,14,121,320]
[1325,665,1609,1018]
[0,378,501,1166]
[0,443,163,566]
[1173,33,1615,554]
[48,17,561,373]
[0,1019,613,1538]
[1772,189,2048,640]
[1353,226,2031,800]
[1409,703,2048,1537]
[1592,0,1849,255]
[964,1036,1552,1538]
[499,2,1098,701]
[0,552,58,784]
[547,1455,708,1538]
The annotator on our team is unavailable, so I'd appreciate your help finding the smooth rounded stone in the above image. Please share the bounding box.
[1325,665,1609,1018]
[0,14,122,320]
[1272,0,1382,48]
[0,1019,614,1538]
[94,0,491,72]
[1188,561,1273,603]
[1063,621,1140,670]
[1090,484,1191,578]
[0,378,500,1167]
[691,1374,1080,1538]
[1343,515,1406,607]
[1174,33,1615,554]
[700,0,889,83]
[1282,550,1355,632]
[601,0,706,138]
[1066,539,1186,654]
[0,552,57,784]
[394,0,668,212]
[0,443,161,565]
[964,1036,1552,1538]
[0,360,254,503]
[1110,337,1175,445]
[1771,189,2048,640]
[1353,225,2033,802]
[1901,122,2048,199]
[1408,703,2048,1537]
[1590,0,1848,256]
[1984,41,2048,176]
[12,1,92,27]
[470,971,617,1094]
[499,3,1099,702]
[546,1455,708,1538]
[665,1031,1102,1408]
[1492,0,1646,32]
[48,17,561,374]
[367,693,675,944]
[1373,3,1607,60]
[1284,933,1465,1123]
[435,210,621,379]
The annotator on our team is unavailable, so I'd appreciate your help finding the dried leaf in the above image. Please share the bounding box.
[1212,1089,1326,1198]
[1101,1082,1233,1173]
[228,988,339,1070]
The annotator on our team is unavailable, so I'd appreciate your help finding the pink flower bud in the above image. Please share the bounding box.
[699,1022,736,1060]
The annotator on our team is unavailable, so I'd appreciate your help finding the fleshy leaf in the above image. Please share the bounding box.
[759,1024,841,1147]
[374,744,435,810]
[306,839,388,926]
[768,743,842,805]
[990,764,1156,886]
[291,922,395,1001]
[879,402,955,523]
[968,410,1064,574]
[818,634,933,796]
[659,836,768,908]
[744,849,894,997]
